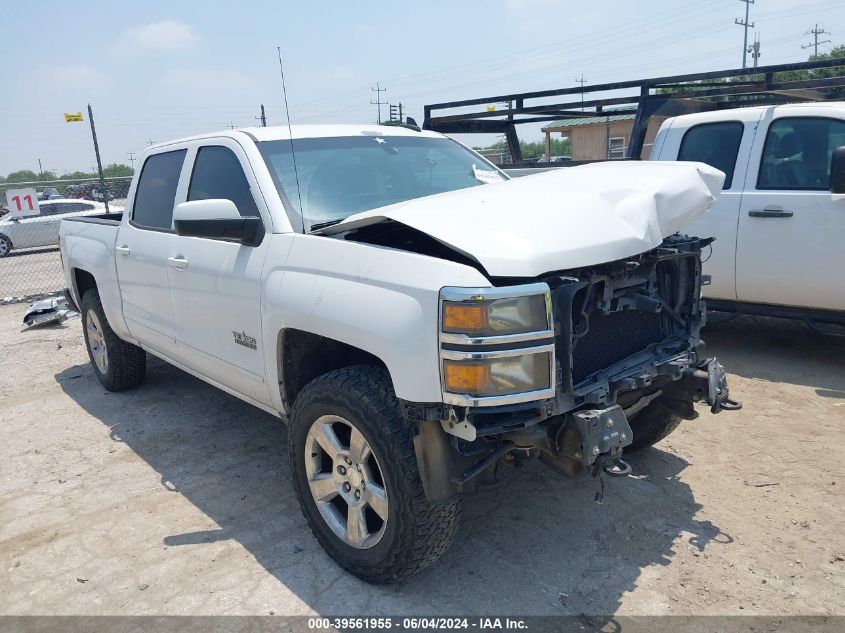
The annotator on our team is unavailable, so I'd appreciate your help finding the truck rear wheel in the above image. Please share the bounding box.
[626,398,684,452]
[81,289,146,391]
[288,365,460,583]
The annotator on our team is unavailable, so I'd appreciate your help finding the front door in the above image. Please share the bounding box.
[167,141,270,403]
[115,149,187,355]
[735,112,845,311]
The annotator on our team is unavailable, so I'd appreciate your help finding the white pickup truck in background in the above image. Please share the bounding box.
[59,124,737,582]
[649,102,845,329]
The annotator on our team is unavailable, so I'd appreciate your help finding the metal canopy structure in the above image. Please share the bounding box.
[423,58,845,163]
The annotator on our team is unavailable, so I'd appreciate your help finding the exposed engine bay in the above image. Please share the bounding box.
[401,233,739,503]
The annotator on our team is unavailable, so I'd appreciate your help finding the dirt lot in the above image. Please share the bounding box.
[0,303,843,616]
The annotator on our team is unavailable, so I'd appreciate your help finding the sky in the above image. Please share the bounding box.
[0,0,843,176]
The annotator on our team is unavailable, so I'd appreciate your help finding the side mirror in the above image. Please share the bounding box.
[831,145,845,194]
[173,199,263,246]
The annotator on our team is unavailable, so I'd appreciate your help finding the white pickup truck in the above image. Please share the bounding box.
[650,102,845,328]
[60,124,737,582]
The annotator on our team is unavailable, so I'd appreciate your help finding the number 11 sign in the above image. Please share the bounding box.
[5,188,40,218]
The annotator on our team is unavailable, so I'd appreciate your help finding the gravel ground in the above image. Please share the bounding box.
[0,303,843,616]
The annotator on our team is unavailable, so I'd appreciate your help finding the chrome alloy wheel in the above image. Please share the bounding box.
[304,415,389,549]
[86,310,108,375]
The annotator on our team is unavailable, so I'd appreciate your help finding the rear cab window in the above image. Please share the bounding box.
[677,121,744,189]
[132,150,187,230]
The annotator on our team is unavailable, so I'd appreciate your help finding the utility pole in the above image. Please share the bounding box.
[735,0,755,69]
[371,83,387,123]
[226,122,237,129]
[37,158,43,179]
[575,74,587,109]
[127,152,136,169]
[802,24,831,57]
[147,139,156,146]
[87,104,109,213]
[256,104,267,127]
[748,34,761,70]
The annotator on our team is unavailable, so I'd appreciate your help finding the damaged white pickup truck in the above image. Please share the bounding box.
[59,124,738,582]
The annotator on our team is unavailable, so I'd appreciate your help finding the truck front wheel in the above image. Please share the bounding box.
[289,365,460,583]
[81,289,146,391]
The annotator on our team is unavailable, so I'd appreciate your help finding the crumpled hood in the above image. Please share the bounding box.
[318,161,724,277]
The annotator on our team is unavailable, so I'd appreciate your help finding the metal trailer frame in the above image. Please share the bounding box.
[423,58,845,164]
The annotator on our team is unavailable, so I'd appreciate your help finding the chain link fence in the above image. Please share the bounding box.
[1,176,131,303]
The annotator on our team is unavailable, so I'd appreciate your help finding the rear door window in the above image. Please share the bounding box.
[678,122,744,189]
[188,146,258,217]
[132,150,187,229]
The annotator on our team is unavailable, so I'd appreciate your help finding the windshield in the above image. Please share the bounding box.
[257,135,506,232]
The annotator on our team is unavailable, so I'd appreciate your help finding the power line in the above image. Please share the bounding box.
[575,74,587,109]
[370,83,387,123]
[735,0,755,69]
[802,24,831,57]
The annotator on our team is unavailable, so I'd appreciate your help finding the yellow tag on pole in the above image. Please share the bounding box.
[64,112,84,122]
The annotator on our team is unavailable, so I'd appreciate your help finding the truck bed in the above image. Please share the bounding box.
[62,212,124,225]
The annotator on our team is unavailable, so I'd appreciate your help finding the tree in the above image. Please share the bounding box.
[775,45,845,89]
[60,170,97,180]
[103,163,134,178]
[4,170,39,183]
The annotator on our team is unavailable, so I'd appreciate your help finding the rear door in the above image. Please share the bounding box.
[735,110,845,310]
[664,111,763,301]
[167,140,271,403]
[115,149,188,355]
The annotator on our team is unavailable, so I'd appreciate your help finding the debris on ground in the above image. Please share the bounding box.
[743,478,780,488]
[22,296,79,330]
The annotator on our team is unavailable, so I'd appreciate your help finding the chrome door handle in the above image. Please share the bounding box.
[115,245,131,257]
[167,255,188,270]
[749,206,793,218]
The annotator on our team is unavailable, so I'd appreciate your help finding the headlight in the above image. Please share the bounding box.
[439,284,555,406]
[442,293,549,337]
[443,350,552,398]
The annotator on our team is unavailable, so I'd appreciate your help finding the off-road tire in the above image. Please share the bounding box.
[289,365,460,583]
[626,399,684,452]
[0,234,12,257]
[81,289,146,391]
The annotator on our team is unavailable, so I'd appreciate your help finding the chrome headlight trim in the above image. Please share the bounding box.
[438,284,556,407]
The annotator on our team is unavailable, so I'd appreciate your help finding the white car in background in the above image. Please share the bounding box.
[0,199,121,257]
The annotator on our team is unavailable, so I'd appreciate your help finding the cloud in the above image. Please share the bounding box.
[127,21,199,50]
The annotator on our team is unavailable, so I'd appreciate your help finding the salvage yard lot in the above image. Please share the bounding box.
[0,303,843,616]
